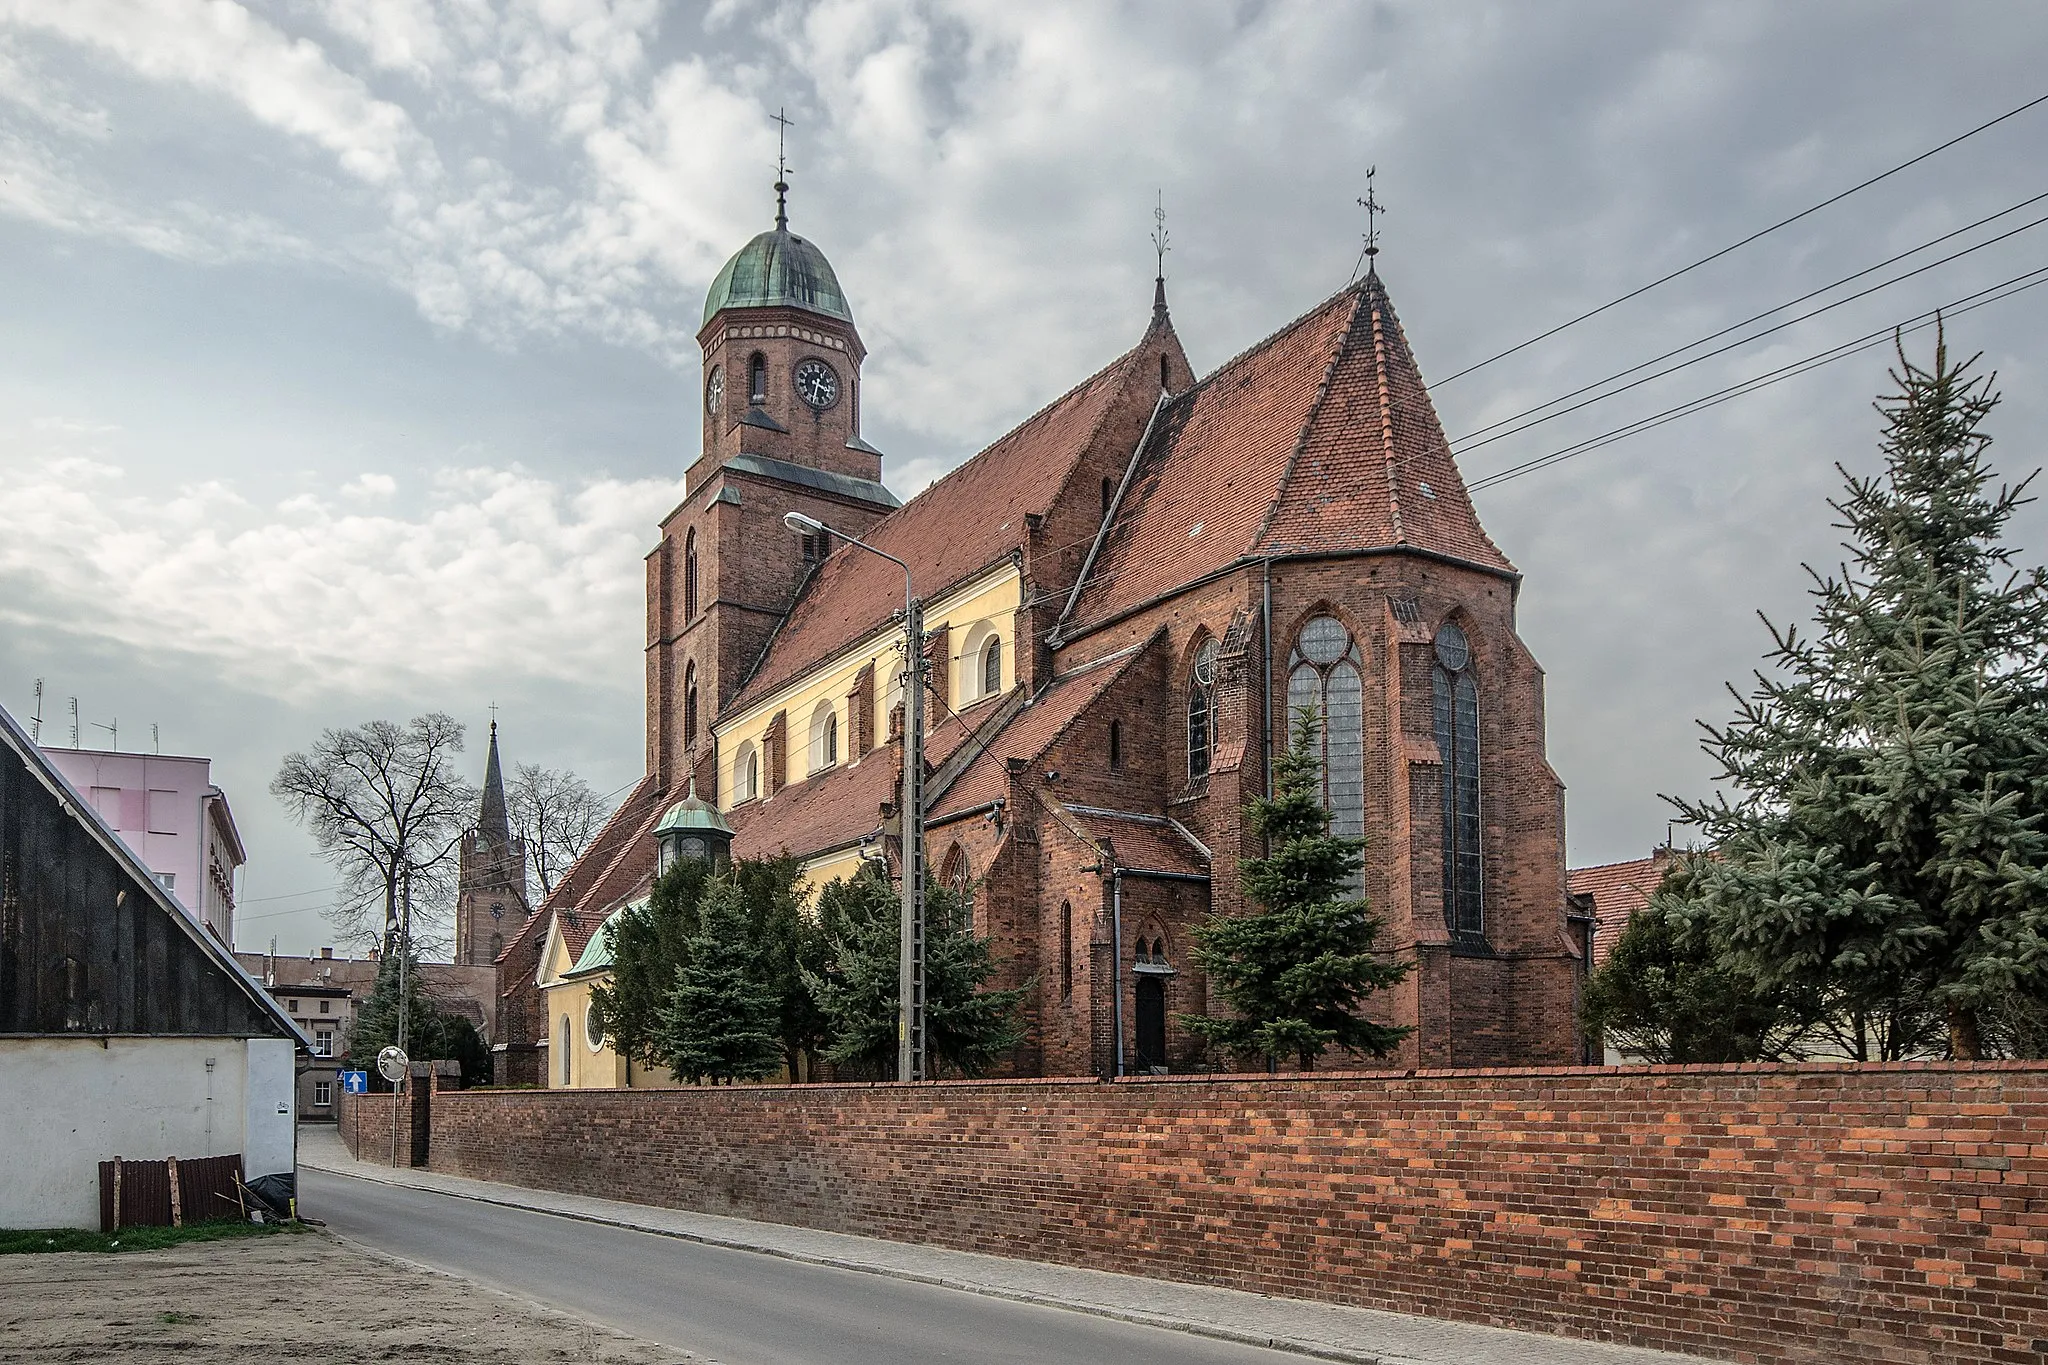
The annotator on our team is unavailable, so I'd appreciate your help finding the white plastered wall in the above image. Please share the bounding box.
[0,1036,293,1229]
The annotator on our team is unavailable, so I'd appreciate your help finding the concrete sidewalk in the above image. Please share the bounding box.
[299,1126,1705,1365]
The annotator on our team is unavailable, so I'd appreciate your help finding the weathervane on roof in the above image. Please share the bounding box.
[1152,191,1171,281]
[772,106,794,228]
[1355,167,1385,278]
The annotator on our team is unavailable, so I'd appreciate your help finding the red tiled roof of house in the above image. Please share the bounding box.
[1058,805,1211,879]
[927,641,1157,821]
[1066,272,1511,636]
[726,325,1164,718]
[1568,851,1671,968]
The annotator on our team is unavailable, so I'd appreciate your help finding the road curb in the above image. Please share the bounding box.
[304,1158,1385,1365]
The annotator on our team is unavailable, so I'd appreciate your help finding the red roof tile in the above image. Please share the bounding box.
[927,641,1156,821]
[727,332,1162,718]
[1057,805,1210,879]
[1568,852,1672,967]
[731,695,996,861]
[1066,273,1511,636]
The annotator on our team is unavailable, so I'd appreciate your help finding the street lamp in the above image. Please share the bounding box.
[783,510,926,1082]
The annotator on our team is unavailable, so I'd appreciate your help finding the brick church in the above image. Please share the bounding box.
[493,189,1589,1084]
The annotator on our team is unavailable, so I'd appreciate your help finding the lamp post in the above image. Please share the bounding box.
[784,511,926,1082]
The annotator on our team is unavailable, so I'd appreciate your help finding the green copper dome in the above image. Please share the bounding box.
[653,780,734,838]
[702,226,853,327]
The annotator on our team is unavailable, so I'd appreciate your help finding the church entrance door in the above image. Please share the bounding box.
[1134,977,1166,1072]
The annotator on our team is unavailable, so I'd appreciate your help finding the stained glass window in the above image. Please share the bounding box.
[1187,639,1219,782]
[1432,622,1483,940]
[1288,616,1365,877]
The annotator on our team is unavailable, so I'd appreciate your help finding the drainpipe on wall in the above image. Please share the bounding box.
[1262,559,1275,801]
[1111,869,1125,1079]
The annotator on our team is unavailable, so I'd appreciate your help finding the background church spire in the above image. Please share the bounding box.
[478,717,511,851]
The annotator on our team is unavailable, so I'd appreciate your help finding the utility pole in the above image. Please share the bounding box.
[784,510,926,1080]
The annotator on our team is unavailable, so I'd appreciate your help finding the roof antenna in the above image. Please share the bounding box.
[1353,166,1385,281]
[772,106,794,229]
[1151,190,1170,317]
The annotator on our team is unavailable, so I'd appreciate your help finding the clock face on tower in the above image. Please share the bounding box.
[705,366,723,416]
[793,358,840,411]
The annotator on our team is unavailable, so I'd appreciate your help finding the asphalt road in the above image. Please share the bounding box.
[301,1168,1308,1365]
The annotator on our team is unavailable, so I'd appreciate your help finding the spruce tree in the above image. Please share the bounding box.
[656,877,784,1084]
[1667,328,2048,1058]
[1185,708,1411,1070]
[347,951,492,1087]
[804,865,1026,1078]
[591,856,713,1070]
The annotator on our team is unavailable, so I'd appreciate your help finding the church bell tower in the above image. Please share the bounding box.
[455,720,530,967]
[645,157,899,797]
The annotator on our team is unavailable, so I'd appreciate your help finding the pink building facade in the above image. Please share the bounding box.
[38,747,245,946]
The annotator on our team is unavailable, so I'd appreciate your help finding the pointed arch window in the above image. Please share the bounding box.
[1186,638,1219,783]
[1059,900,1073,999]
[682,529,698,621]
[682,663,698,746]
[1433,621,1483,941]
[1108,719,1123,771]
[748,353,767,404]
[1287,615,1365,849]
[941,844,972,902]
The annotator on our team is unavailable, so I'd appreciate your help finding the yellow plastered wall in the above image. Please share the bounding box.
[537,927,674,1090]
[715,564,1022,809]
[793,847,871,908]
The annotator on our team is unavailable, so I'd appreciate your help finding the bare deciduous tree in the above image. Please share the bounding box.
[271,714,478,956]
[509,763,611,898]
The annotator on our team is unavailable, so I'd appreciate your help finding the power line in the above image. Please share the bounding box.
[1467,263,2048,493]
[1449,189,2048,450]
[1449,206,2048,458]
[1435,89,2048,387]
[240,883,340,904]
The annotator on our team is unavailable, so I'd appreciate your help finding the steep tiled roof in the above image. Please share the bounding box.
[1058,805,1210,879]
[731,696,996,861]
[498,774,665,969]
[1568,852,1671,967]
[928,642,1155,820]
[1066,272,1511,636]
[727,333,1158,717]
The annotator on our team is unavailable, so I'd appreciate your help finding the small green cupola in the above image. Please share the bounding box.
[654,777,734,874]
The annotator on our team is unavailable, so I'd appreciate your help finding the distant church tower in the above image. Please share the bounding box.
[455,721,529,967]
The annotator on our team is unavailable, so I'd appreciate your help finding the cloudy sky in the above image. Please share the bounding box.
[4,0,2046,956]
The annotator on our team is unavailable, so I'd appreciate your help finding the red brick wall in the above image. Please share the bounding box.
[391,1063,2048,1365]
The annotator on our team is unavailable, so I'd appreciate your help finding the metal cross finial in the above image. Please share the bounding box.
[1151,190,1171,280]
[488,700,499,734]
[1356,166,1385,275]
[772,107,794,227]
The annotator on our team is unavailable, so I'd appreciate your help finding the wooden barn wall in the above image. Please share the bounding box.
[0,742,281,1038]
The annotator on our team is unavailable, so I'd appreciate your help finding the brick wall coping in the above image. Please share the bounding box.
[449,1055,2047,1101]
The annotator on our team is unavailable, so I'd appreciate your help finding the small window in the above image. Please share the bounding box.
[1101,477,1113,516]
[560,1016,572,1085]
[1108,719,1123,771]
[1159,354,1169,390]
[314,1081,332,1108]
[981,636,1002,698]
[683,663,699,746]
[489,933,504,960]
[585,1000,606,1053]
[1059,901,1073,999]
[810,702,839,773]
[683,529,699,621]
[287,998,299,1013]
[748,353,767,404]
[319,999,330,1015]
[314,1028,334,1057]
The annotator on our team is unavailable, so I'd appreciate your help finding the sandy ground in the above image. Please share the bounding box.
[0,1229,690,1364]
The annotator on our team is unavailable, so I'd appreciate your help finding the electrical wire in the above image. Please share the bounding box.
[1448,208,2048,457]
[1434,90,2048,386]
[1466,263,2048,493]
[1448,189,2048,449]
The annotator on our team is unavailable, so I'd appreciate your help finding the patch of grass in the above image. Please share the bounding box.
[157,1311,203,1325]
[0,1220,309,1254]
